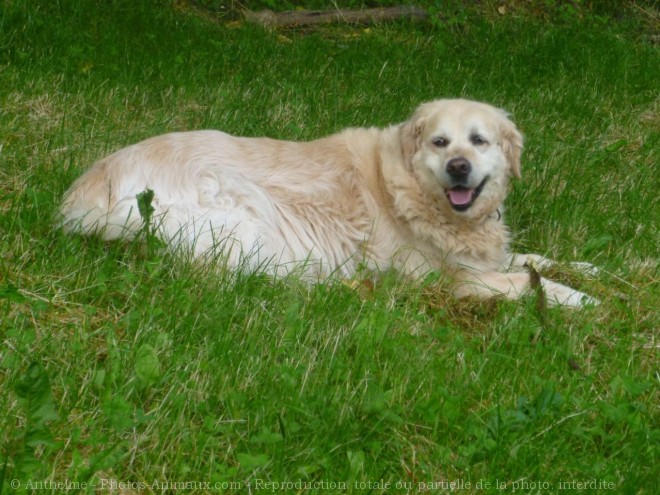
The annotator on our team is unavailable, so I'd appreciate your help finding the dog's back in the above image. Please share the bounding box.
[59,128,387,275]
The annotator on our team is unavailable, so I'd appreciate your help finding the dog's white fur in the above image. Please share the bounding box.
[60,99,597,306]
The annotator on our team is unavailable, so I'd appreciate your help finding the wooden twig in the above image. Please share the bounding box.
[243,6,428,28]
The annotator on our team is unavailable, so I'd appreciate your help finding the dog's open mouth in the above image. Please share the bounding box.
[446,176,489,211]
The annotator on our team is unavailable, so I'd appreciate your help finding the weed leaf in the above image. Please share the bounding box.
[237,452,270,471]
[135,344,161,388]
[14,362,59,427]
[103,395,135,431]
[12,362,59,478]
[136,189,156,224]
[0,284,26,303]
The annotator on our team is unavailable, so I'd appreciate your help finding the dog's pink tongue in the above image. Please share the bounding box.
[448,188,473,206]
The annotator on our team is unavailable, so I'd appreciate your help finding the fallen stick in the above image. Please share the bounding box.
[243,5,428,28]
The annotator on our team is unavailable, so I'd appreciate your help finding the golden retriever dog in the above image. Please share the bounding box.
[60,98,597,307]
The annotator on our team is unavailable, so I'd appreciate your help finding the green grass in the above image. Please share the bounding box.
[1,1,658,493]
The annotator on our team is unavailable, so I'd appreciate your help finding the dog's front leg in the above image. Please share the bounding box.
[504,253,599,275]
[453,269,598,307]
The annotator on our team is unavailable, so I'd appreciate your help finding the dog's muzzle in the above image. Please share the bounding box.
[444,158,489,211]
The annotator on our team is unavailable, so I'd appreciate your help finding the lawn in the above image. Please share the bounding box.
[0,1,658,494]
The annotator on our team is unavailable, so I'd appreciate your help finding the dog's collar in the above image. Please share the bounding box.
[490,208,502,222]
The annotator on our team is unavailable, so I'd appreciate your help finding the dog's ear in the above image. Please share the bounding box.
[499,113,523,179]
[399,110,427,166]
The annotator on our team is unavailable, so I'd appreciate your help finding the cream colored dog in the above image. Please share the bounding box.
[60,99,597,306]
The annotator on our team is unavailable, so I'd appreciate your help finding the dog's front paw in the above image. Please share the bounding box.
[542,280,600,308]
[569,261,600,276]
[559,290,600,308]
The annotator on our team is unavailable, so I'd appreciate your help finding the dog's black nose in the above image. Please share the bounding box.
[446,158,472,179]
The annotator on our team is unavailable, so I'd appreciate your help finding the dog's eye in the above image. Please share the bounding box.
[432,137,449,148]
[470,134,488,146]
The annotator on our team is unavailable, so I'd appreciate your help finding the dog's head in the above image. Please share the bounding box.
[401,99,523,218]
